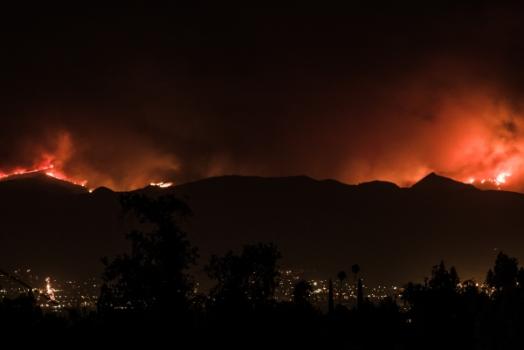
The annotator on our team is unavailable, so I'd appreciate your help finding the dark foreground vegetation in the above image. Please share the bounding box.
[2,194,524,349]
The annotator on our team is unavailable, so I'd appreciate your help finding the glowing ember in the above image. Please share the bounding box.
[150,181,174,188]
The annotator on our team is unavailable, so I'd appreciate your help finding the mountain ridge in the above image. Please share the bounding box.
[1,171,523,285]
[0,170,516,195]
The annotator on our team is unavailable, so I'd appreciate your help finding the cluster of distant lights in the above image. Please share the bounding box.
[0,269,101,310]
[308,281,401,300]
[0,163,174,191]
[277,270,403,303]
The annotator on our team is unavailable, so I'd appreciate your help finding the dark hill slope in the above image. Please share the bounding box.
[1,173,524,284]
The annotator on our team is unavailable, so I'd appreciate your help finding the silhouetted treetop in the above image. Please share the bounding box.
[428,261,459,292]
[337,271,347,282]
[99,194,197,315]
[351,264,360,276]
[293,279,313,306]
[206,242,281,309]
[487,252,518,291]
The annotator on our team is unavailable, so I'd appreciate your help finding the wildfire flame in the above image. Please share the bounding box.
[466,171,512,189]
[0,162,88,187]
[0,157,177,192]
[0,131,172,190]
[0,160,176,191]
[150,181,173,188]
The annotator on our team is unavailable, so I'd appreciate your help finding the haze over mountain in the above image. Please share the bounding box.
[1,171,523,285]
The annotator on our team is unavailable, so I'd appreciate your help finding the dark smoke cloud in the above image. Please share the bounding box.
[2,3,524,190]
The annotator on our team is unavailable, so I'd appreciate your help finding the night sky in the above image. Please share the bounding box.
[2,2,524,191]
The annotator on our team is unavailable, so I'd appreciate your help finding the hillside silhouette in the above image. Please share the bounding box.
[411,172,477,192]
[1,172,524,283]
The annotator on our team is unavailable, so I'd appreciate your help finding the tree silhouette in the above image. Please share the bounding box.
[328,278,334,314]
[428,260,459,292]
[98,194,197,318]
[400,261,483,348]
[206,242,281,311]
[484,252,524,347]
[487,252,518,292]
[337,270,347,305]
[351,264,360,278]
[486,269,495,287]
[351,264,363,309]
[517,267,524,290]
[357,276,364,309]
[293,279,313,306]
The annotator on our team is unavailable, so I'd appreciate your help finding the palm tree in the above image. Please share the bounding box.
[337,270,347,305]
[351,264,360,278]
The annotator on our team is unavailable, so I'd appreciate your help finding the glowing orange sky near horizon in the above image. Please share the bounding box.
[334,80,524,193]
[1,114,522,192]
[1,86,524,192]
